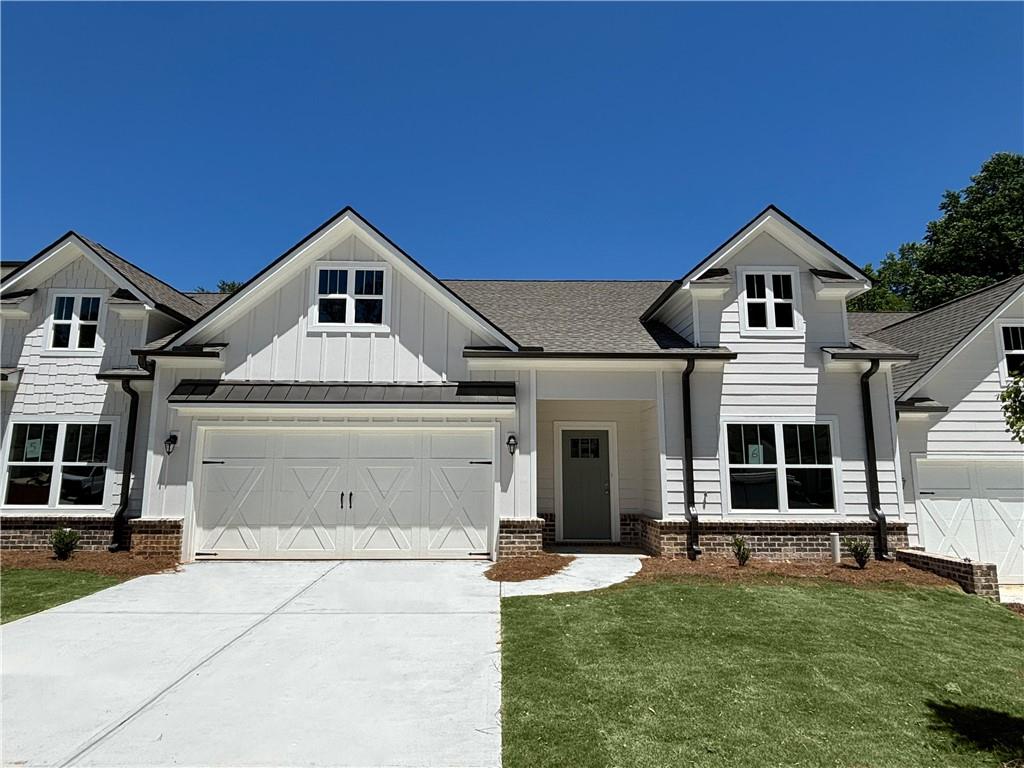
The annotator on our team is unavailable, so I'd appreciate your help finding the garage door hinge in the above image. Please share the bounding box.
[919,491,935,495]
[195,552,219,557]
[468,460,492,465]
[202,460,226,465]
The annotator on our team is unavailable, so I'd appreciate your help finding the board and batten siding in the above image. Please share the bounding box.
[658,231,900,521]
[215,234,486,384]
[1,257,156,516]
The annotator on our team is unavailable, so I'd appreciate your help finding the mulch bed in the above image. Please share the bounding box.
[485,553,575,582]
[1006,603,1024,618]
[632,555,957,589]
[1,550,178,578]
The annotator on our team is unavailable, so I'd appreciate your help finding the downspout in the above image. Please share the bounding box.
[681,358,701,559]
[108,378,140,552]
[859,359,891,560]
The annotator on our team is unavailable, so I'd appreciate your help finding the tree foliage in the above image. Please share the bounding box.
[850,152,1024,312]
[193,279,245,294]
[999,374,1024,445]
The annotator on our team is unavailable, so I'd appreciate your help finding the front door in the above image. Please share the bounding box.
[561,430,611,541]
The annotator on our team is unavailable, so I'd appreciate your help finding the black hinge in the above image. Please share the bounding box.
[202,460,226,465]
[469,552,490,556]
[468,460,492,465]
[919,491,935,495]
[195,551,219,556]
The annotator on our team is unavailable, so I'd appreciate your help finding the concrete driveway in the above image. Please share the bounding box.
[2,561,501,767]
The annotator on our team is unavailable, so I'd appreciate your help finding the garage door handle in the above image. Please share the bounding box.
[340,492,345,509]
[349,491,353,507]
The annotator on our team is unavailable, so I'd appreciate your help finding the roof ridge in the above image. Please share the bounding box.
[869,272,1024,335]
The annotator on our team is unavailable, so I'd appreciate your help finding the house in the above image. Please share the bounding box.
[1,205,1019,588]
[849,276,1024,589]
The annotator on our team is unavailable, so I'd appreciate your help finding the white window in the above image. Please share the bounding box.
[725,421,838,513]
[997,322,1024,383]
[310,263,389,330]
[3,422,113,507]
[739,269,799,334]
[48,293,103,351]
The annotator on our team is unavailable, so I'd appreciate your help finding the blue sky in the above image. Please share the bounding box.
[2,2,1021,289]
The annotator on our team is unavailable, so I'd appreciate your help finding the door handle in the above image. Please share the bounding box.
[349,491,353,508]
[340,492,345,509]
[603,483,610,495]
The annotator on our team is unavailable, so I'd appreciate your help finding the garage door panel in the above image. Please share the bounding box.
[350,461,420,555]
[271,462,344,555]
[197,464,266,555]
[425,463,490,555]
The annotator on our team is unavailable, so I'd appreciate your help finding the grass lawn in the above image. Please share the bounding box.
[1,569,122,623]
[502,580,1024,768]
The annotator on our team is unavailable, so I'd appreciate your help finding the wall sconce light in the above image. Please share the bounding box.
[164,433,178,455]
[506,434,518,455]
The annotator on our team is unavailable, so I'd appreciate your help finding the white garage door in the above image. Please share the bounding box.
[915,458,1024,585]
[194,429,495,559]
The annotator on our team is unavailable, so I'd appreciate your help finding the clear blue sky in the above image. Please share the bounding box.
[2,2,1021,288]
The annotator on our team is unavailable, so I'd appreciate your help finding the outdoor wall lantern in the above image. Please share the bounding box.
[506,434,518,455]
[164,433,178,455]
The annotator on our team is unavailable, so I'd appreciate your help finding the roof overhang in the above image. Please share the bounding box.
[464,347,737,371]
[895,398,948,417]
[0,289,36,319]
[1,367,23,389]
[811,269,867,299]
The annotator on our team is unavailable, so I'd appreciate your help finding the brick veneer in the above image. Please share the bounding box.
[896,548,1000,600]
[619,513,643,548]
[497,517,544,558]
[0,516,115,551]
[538,511,556,547]
[640,518,909,560]
[128,518,183,559]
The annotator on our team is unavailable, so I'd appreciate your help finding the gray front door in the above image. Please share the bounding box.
[561,430,611,541]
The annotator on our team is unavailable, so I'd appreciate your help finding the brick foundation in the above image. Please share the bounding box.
[497,517,544,558]
[896,548,1000,600]
[619,513,643,548]
[640,518,909,560]
[538,511,556,548]
[0,516,115,551]
[128,518,183,559]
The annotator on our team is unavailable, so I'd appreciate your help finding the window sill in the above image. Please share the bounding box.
[39,349,104,358]
[737,329,803,339]
[307,324,391,335]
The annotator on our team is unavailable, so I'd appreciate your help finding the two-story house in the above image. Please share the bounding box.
[2,206,1020,588]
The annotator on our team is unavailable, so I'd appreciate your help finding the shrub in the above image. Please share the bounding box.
[50,527,80,561]
[731,536,751,566]
[842,537,871,569]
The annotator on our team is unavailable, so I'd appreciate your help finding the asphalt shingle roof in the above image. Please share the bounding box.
[869,274,1024,397]
[847,312,918,335]
[185,292,232,310]
[442,280,696,353]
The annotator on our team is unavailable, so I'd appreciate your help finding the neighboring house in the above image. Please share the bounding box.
[1,206,1019,588]
[850,276,1024,588]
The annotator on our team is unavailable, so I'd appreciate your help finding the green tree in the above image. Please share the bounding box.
[850,152,1024,311]
[192,280,245,294]
[999,374,1024,445]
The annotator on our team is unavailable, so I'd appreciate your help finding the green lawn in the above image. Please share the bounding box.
[1,569,122,623]
[502,580,1024,768]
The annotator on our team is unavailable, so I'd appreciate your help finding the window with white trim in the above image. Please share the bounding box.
[49,294,102,350]
[4,423,112,507]
[312,263,388,328]
[741,271,797,332]
[726,422,836,511]
[1000,324,1024,379]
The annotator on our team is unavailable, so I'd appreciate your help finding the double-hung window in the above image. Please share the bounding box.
[725,421,837,512]
[998,323,1024,382]
[311,263,389,329]
[740,269,798,333]
[4,423,112,507]
[49,294,102,351]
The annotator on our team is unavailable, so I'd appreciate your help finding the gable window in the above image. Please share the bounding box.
[740,270,799,333]
[311,263,389,330]
[4,422,112,507]
[725,421,837,512]
[49,294,102,351]
[999,324,1024,381]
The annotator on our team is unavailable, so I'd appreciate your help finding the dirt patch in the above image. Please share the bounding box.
[1,550,178,579]
[485,553,575,582]
[632,556,958,589]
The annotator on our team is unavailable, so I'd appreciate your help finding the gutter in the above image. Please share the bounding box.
[681,358,700,559]
[859,359,891,560]
[109,378,141,551]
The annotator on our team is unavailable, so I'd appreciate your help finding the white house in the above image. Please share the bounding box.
[1,206,1020,589]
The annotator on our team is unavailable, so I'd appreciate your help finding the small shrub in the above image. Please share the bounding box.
[731,536,751,566]
[842,537,871,569]
[50,527,80,560]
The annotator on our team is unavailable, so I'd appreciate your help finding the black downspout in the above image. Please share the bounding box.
[859,359,891,560]
[109,378,140,552]
[682,359,700,559]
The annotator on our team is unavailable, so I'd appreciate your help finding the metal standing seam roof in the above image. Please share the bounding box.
[869,273,1024,397]
[442,280,715,354]
[168,380,517,405]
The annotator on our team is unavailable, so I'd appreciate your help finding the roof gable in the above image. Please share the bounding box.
[1,231,203,322]
[642,205,871,322]
[169,207,520,350]
[870,273,1024,397]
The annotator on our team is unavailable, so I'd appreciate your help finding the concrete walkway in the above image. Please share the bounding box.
[2,561,500,768]
[500,552,644,597]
